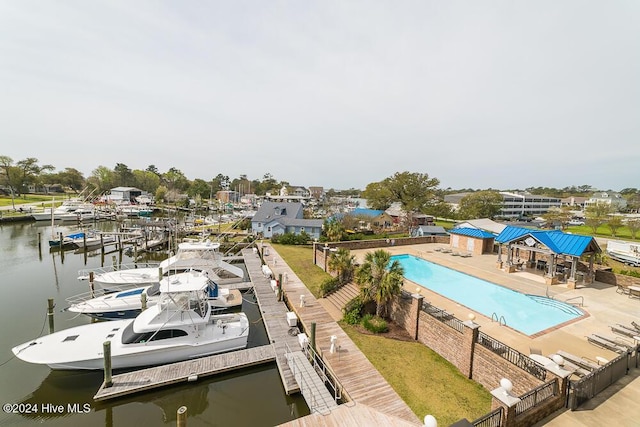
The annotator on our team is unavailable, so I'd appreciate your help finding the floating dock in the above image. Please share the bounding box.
[94,345,276,401]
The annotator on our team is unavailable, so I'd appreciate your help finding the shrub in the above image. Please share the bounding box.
[362,314,389,333]
[271,231,311,245]
[320,277,339,297]
[342,296,364,325]
[618,269,640,278]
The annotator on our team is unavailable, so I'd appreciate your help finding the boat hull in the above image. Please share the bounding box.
[12,313,250,370]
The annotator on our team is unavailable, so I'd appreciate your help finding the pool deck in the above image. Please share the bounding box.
[348,243,640,425]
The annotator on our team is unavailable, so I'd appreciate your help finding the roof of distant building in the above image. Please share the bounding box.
[449,227,495,239]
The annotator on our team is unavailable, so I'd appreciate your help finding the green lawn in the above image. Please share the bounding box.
[274,243,492,424]
[566,224,639,241]
[0,194,58,207]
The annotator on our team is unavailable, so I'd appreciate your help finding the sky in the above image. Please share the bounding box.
[1,1,638,192]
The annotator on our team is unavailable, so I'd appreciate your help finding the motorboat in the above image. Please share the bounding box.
[12,271,250,370]
[58,207,96,222]
[71,231,116,249]
[49,232,85,248]
[66,278,243,320]
[78,240,244,289]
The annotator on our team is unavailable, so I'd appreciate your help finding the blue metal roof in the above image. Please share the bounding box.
[495,226,599,257]
[449,227,495,239]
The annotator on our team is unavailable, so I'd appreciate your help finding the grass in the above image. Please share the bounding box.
[274,243,492,424]
[0,194,58,208]
[566,224,639,241]
[342,323,491,425]
[270,244,329,298]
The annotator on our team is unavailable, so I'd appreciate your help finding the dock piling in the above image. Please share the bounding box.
[47,298,55,334]
[177,406,187,427]
[103,341,113,388]
[310,322,316,352]
[141,291,147,310]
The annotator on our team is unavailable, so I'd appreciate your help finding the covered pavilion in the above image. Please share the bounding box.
[495,226,601,287]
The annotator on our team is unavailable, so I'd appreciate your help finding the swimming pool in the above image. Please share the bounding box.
[391,254,584,336]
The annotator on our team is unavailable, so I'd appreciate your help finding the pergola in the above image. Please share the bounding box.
[495,226,601,287]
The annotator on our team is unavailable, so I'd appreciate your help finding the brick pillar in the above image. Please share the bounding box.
[462,320,480,378]
[410,293,424,340]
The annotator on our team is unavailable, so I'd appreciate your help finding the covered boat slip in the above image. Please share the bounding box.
[495,226,601,287]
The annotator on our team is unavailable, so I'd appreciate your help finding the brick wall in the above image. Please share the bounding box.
[415,311,466,370]
[595,269,640,287]
[471,346,544,394]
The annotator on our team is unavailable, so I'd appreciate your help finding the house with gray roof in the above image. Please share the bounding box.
[251,202,323,239]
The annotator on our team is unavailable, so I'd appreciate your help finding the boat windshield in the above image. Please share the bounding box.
[121,322,188,344]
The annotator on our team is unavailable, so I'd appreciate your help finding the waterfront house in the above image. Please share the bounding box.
[251,201,323,239]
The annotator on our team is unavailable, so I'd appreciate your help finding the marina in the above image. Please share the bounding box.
[0,221,310,427]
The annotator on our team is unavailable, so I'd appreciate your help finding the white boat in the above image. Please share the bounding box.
[71,231,117,249]
[78,240,244,289]
[12,271,249,370]
[66,279,243,320]
[58,207,97,222]
[606,240,640,267]
[32,200,95,221]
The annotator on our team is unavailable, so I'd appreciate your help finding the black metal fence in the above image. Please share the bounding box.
[472,407,503,427]
[476,332,547,381]
[568,349,634,410]
[515,379,558,415]
[421,301,465,333]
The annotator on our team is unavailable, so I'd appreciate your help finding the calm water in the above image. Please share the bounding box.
[392,254,583,335]
[0,220,308,426]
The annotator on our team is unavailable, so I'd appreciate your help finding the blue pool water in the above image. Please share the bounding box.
[392,254,583,336]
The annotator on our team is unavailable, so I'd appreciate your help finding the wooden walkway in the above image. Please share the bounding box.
[262,244,421,426]
[242,248,302,394]
[287,351,339,414]
[93,345,275,401]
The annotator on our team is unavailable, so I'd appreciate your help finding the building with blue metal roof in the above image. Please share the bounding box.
[495,226,601,287]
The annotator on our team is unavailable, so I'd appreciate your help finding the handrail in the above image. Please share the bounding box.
[491,312,499,322]
[499,316,507,326]
[564,296,584,307]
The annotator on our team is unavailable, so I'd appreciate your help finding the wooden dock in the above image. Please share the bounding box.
[242,248,302,394]
[94,345,276,401]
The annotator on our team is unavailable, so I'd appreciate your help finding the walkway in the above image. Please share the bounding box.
[262,244,421,426]
[93,345,276,401]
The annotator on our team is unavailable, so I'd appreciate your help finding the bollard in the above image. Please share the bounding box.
[159,267,163,281]
[310,322,316,352]
[141,291,147,310]
[177,405,187,427]
[103,341,113,388]
[277,273,283,302]
[47,298,55,334]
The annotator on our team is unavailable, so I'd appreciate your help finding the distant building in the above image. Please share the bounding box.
[411,225,448,237]
[445,192,562,219]
[584,192,627,211]
[251,201,323,239]
[107,187,146,203]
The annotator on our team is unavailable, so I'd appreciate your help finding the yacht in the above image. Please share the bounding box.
[12,271,250,370]
[66,278,243,320]
[78,240,244,289]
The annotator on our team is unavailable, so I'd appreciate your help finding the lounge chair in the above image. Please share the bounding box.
[451,251,460,256]
[441,248,452,254]
[587,335,627,354]
[460,252,472,258]
[632,321,640,331]
[529,347,543,355]
[434,247,443,252]
[556,350,599,371]
[611,324,640,339]
[594,334,634,351]
[617,285,630,295]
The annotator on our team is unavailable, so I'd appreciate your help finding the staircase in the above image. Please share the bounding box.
[323,283,360,318]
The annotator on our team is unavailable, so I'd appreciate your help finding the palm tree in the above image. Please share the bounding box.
[355,249,404,318]
[328,248,356,285]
